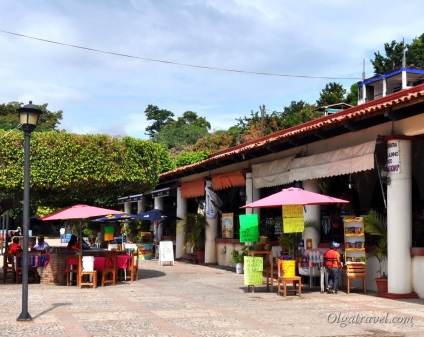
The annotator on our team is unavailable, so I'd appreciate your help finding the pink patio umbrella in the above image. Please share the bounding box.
[39,204,123,221]
[241,187,349,208]
[40,204,123,247]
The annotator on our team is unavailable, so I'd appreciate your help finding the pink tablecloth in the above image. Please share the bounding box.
[94,255,131,270]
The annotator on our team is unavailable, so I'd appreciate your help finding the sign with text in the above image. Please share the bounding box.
[243,256,263,286]
[239,214,259,242]
[387,140,400,173]
[283,217,304,233]
[283,205,304,233]
[283,205,304,218]
[159,241,174,266]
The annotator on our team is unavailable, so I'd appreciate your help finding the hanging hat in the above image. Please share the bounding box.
[331,241,340,248]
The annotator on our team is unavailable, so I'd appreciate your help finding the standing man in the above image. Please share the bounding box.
[60,226,66,243]
[325,241,341,294]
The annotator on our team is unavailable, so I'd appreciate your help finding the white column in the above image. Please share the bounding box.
[176,187,187,259]
[205,180,218,264]
[137,199,145,214]
[402,69,407,89]
[382,78,387,97]
[154,197,165,242]
[124,201,131,214]
[387,139,412,294]
[245,172,260,216]
[302,180,321,248]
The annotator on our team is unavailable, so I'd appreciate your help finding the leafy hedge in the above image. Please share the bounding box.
[0,130,164,208]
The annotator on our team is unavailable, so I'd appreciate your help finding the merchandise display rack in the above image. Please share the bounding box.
[344,217,366,265]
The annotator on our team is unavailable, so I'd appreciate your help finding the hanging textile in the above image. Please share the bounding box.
[104,226,114,241]
[181,179,205,198]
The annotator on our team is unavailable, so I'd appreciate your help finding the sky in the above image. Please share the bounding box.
[0,0,423,140]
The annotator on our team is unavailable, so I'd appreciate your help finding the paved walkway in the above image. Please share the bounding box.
[1,257,424,337]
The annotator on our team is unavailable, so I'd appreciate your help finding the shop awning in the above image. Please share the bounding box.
[211,170,246,191]
[252,155,295,188]
[181,179,205,198]
[252,141,376,188]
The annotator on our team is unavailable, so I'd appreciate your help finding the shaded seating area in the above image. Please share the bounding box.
[63,252,136,288]
[2,252,49,284]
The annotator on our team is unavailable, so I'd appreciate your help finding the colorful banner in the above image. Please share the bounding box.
[221,213,234,238]
[239,214,259,242]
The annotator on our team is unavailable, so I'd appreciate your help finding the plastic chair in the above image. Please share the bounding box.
[101,252,117,286]
[277,259,302,297]
[346,264,366,294]
[78,255,97,288]
[3,252,16,284]
[65,255,79,286]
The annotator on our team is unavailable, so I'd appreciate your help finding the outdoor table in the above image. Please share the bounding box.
[93,255,131,283]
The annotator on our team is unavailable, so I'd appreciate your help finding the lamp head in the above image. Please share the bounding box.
[17,101,43,132]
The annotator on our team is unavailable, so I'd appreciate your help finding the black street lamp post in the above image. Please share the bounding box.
[17,101,42,321]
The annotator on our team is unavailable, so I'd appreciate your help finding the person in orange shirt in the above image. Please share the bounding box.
[325,241,341,294]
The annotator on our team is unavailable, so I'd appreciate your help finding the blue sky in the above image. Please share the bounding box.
[0,0,422,139]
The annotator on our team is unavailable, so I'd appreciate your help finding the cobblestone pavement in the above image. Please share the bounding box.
[1,258,424,337]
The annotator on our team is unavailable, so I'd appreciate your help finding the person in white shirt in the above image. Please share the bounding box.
[60,226,66,243]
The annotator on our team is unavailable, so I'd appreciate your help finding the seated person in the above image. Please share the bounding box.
[67,234,90,250]
[31,235,50,253]
[67,234,81,251]
[8,237,22,254]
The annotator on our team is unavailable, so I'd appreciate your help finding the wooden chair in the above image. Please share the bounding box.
[277,259,302,297]
[15,252,40,284]
[101,252,117,286]
[127,251,139,281]
[65,255,79,286]
[3,252,16,284]
[78,255,97,288]
[346,264,366,294]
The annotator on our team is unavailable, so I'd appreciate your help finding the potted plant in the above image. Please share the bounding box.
[231,245,249,274]
[278,233,296,258]
[363,209,388,295]
[178,213,207,263]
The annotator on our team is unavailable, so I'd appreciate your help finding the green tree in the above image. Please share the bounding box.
[144,104,174,138]
[280,101,320,128]
[316,82,346,107]
[371,40,404,75]
[0,102,63,131]
[154,111,211,150]
[405,33,424,69]
[345,83,358,106]
[175,111,211,130]
[175,150,209,167]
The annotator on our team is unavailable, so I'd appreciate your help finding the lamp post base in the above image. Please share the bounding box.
[17,311,32,321]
